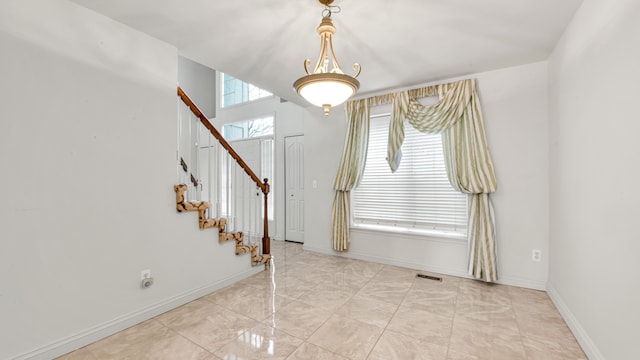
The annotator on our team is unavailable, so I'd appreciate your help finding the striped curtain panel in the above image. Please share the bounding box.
[331,99,370,251]
[388,79,498,282]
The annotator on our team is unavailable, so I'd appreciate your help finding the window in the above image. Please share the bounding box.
[222,116,274,141]
[221,73,272,108]
[352,114,467,236]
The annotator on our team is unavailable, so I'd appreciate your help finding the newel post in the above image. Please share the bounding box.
[262,178,271,255]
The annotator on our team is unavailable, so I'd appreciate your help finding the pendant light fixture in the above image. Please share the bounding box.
[293,0,361,116]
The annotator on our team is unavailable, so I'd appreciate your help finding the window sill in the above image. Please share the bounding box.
[350,223,467,242]
[219,95,275,111]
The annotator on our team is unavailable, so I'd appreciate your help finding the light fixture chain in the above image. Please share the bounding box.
[322,5,341,19]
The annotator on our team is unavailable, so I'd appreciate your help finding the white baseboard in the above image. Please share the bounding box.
[303,245,469,277]
[12,267,264,360]
[546,283,604,360]
[302,245,546,290]
[498,274,546,291]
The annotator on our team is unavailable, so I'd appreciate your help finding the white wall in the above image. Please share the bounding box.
[303,61,550,289]
[547,0,640,359]
[0,1,260,359]
[178,56,216,118]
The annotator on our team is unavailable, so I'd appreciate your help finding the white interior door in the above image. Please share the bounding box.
[285,135,304,243]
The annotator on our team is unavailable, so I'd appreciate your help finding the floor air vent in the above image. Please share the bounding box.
[416,274,443,282]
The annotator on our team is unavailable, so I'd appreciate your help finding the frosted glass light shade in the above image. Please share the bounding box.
[294,73,360,115]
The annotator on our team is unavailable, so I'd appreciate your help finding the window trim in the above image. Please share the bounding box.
[219,93,275,110]
[350,223,467,242]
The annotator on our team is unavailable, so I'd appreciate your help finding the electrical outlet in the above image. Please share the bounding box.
[532,249,542,262]
[141,269,151,281]
[140,269,154,289]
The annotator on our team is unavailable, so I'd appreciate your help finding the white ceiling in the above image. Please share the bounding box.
[71,0,583,105]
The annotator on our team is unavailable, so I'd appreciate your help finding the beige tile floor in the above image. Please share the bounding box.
[58,241,587,359]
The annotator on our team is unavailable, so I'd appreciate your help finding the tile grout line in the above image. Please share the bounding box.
[294,255,385,359]
[158,319,217,358]
[363,267,418,359]
[444,280,463,360]
[505,288,530,359]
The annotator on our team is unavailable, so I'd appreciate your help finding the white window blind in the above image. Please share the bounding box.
[352,114,467,235]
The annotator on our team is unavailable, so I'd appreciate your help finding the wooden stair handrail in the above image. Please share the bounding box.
[177,86,270,255]
[177,87,267,193]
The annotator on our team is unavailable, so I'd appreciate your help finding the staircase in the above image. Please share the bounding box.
[175,87,271,268]
[174,184,270,265]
